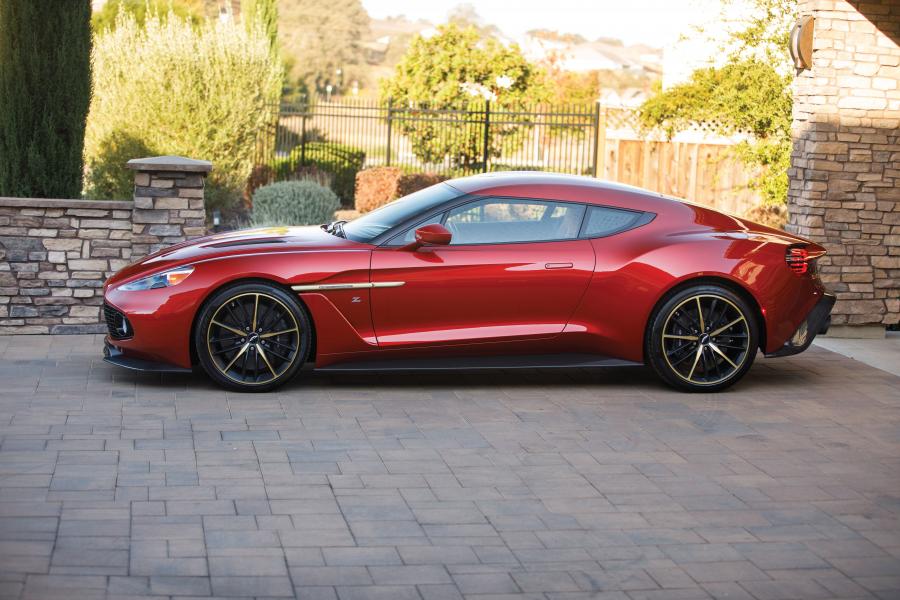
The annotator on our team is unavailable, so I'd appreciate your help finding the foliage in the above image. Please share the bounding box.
[251,180,340,226]
[273,142,366,205]
[279,0,369,93]
[354,167,444,213]
[380,24,547,169]
[0,0,92,198]
[92,0,202,32]
[85,131,155,200]
[639,0,796,205]
[85,11,283,208]
[240,0,278,55]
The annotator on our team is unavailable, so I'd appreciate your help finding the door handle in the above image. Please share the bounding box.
[544,262,573,269]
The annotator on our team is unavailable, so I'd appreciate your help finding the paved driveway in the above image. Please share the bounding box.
[0,335,899,600]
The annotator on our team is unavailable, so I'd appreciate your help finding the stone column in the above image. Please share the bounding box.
[787,0,900,337]
[127,156,212,259]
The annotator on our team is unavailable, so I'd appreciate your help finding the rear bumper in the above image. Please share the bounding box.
[103,339,193,373]
[765,292,835,358]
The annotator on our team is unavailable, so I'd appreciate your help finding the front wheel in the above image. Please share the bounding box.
[195,282,312,392]
[646,285,758,392]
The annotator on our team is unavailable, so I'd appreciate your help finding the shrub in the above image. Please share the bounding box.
[84,130,155,200]
[354,167,403,213]
[92,0,202,32]
[85,11,282,208]
[0,0,92,198]
[354,167,447,213]
[398,172,447,198]
[251,181,340,227]
[742,203,787,230]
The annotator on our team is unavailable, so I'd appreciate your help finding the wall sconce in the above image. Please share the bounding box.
[790,15,815,71]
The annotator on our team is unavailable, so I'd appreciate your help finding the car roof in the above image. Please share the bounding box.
[444,171,677,210]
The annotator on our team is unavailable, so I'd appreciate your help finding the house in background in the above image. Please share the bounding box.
[788,0,899,336]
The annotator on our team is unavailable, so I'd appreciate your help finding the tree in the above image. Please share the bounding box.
[0,0,92,198]
[381,24,547,169]
[85,11,283,209]
[447,3,500,38]
[639,0,796,205]
[92,0,203,32]
[278,0,369,94]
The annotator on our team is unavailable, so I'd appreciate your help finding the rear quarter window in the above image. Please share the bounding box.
[581,206,652,238]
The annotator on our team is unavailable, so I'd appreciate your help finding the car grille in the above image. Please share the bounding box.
[104,304,133,340]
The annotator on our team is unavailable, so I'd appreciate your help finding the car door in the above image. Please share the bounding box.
[369,197,596,348]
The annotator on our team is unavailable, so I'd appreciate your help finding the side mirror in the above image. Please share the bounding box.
[404,223,451,250]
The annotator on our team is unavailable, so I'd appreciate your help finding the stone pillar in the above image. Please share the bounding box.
[127,156,212,259]
[787,0,900,337]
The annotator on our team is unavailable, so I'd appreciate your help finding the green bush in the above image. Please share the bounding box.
[85,130,155,200]
[251,181,340,226]
[85,11,282,208]
[273,142,365,205]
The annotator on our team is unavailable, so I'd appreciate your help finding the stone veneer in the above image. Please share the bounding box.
[787,0,900,332]
[0,156,211,334]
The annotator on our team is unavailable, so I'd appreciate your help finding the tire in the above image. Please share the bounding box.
[646,284,758,392]
[195,282,312,392]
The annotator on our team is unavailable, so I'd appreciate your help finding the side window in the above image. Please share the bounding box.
[444,198,585,245]
[581,206,645,238]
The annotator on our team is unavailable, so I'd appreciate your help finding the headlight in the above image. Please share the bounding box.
[119,266,194,291]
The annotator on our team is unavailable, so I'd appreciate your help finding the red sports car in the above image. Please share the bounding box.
[102,172,834,393]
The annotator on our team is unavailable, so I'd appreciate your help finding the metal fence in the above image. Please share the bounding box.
[252,98,604,201]
[252,97,761,214]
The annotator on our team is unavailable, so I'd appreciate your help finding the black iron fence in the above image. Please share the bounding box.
[252,98,606,203]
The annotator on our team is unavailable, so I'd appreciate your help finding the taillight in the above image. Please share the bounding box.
[786,246,810,275]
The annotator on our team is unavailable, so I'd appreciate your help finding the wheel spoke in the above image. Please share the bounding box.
[252,294,259,331]
[257,346,278,377]
[710,317,745,338]
[686,346,703,381]
[224,303,243,330]
[212,320,245,337]
[696,297,705,331]
[664,334,698,341]
[223,343,250,372]
[261,328,298,339]
[708,342,738,369]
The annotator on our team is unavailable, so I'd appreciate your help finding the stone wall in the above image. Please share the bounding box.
[0,198,133,334]
[788,0,900,333]
[0,156,211,334]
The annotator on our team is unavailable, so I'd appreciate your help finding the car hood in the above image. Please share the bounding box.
[106,225,366,288]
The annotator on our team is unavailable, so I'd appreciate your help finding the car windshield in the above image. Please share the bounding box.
[342,183,459,243]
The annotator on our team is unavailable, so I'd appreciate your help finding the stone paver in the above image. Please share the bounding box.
[0,334,899,600]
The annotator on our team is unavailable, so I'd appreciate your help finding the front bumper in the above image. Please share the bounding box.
[103,340,193,373]
[765,292,835,358]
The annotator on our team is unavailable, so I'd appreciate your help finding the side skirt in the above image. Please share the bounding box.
[315,353,642,373]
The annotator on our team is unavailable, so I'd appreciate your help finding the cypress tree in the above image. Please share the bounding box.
[0,1,92,198]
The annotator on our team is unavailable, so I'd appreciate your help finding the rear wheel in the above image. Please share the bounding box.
[646,284,758,392]
[195,282,311,392]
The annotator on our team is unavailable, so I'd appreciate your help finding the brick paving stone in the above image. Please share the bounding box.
[0,335,898,599]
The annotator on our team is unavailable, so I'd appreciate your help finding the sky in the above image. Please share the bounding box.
[361,0,719,47]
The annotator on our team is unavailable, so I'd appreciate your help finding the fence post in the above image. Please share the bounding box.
[385,97,393,167]
[299,113,307,167]
[592,101,607,179]
[482,101,491,173]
